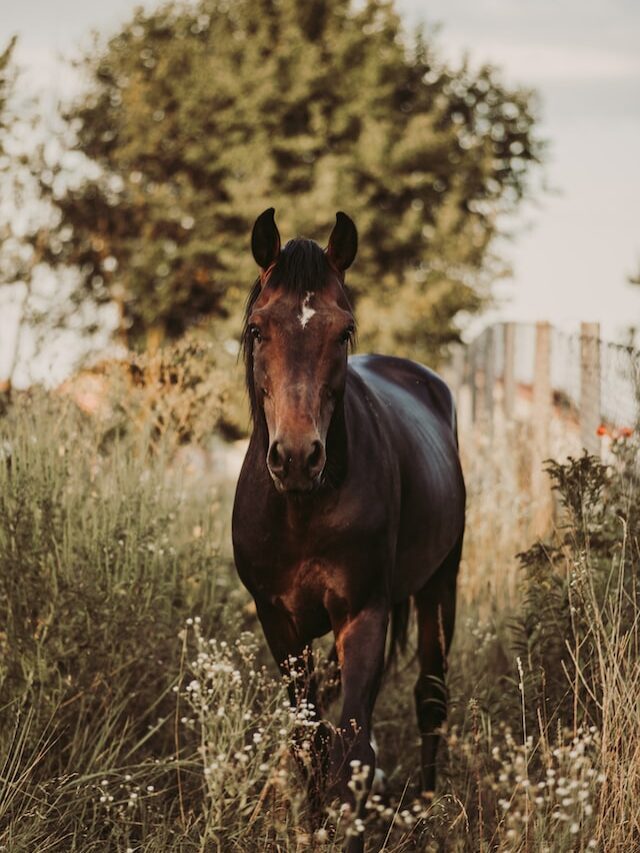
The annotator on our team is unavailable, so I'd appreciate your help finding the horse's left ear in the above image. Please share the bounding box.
[251,207,281,272]
[327,211,358,272]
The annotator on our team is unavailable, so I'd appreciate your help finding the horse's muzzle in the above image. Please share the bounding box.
[267,437,326,493]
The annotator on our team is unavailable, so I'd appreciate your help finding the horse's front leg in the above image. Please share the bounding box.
[256,600,315,703]
[329,601,389,853]
[254,601,329,815]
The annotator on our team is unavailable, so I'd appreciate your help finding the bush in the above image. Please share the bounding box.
[58,330,249,452]
[0,391,245,849]
[2,388,639,851]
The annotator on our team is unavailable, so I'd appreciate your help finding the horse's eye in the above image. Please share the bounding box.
[340,325,354,345]
[250,325,262,343]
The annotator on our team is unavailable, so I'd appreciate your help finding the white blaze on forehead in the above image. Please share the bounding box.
[299,291,316,329]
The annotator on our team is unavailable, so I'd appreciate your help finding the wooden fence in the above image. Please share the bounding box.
[444,321,640,535]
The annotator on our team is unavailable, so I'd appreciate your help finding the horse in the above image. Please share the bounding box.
[232,208,465,851]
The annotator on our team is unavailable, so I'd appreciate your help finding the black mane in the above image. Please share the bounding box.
[267,238,331,296]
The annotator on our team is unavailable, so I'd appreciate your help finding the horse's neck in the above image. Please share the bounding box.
[323,396,349,488]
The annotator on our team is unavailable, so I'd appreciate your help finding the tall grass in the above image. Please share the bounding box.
[1,389,638,851]
[0,391,236,850]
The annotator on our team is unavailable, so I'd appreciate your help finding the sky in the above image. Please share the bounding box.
[1,0,639,383]
[399,0,640,337]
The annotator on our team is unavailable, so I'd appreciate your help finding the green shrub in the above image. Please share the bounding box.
[515,441,640,735]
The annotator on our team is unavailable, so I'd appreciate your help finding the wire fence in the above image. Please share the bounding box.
[444,321,640,535]
[452,321,640,441]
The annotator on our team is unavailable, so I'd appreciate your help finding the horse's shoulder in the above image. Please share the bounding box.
[348,354,454,421]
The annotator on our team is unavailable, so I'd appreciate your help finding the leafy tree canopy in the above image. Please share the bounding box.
[39,0,542,360]
[0,37,16,137]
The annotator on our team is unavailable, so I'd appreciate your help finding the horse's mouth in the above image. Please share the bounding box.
[270,472,323,496]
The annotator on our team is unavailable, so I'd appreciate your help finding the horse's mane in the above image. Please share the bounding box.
[242,239,331,418]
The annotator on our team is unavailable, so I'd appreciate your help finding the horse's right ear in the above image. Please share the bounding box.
[327,211,358,273]
[251,208,281,273]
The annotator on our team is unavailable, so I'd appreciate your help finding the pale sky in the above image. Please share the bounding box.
[1,0,639,384]
[400,0,640,337]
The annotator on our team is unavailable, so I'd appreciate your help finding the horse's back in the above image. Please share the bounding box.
[349,353,459,458]
[349,354,465,595]
[350,353,456,431]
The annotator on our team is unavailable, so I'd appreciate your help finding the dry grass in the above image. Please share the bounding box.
[0,387,638,851]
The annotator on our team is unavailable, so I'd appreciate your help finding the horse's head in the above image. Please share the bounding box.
[244,208,357,494]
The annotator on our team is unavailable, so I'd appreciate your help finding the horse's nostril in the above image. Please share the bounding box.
[268,441,285,474]
[306,440,325,476]
[268,438,324,485]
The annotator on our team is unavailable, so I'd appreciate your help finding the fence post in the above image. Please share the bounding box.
[448,343,464,402]
[531,321,553,536]
[484,326,495,440]
[448,343,470,431]
[503,322,516,421]
[580,322,601,455]
[469,339,479,425]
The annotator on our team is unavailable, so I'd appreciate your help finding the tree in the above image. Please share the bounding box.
[0,38,16,133]
[0,38,110,396]
[0,36,31,400]
[38,0,542,361]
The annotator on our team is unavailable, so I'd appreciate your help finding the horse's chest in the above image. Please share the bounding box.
[269,558,346,637]
[233,485,390,635]
[252,551,334,603]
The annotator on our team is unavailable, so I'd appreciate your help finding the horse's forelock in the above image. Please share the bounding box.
[267,238,331,297]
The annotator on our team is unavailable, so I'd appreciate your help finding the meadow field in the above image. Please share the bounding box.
[1,378,639,852]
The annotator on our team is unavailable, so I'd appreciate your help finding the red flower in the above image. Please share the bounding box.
[596,425,608,437]
[619,426,633,438]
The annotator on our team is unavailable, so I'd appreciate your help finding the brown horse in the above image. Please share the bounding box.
[232,209,465,851]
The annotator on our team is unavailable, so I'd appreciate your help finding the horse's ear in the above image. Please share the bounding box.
[327,211,358,272]
[251,208,281,272]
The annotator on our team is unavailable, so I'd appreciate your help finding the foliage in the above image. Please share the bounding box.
[0,391,238,848]
[59,329,249,448]
[0,38,101,395]
[0,37,28,390]
[514,443,640,737]
[0,36,35,290]
[4,391,640,850]
[0,37,16,137]
[37,0,542,361]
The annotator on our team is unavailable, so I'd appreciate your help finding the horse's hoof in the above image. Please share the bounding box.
[372,767,388,795]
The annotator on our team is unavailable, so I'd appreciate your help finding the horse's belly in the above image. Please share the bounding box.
[392,538,452,601]
[392,457,465,599]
